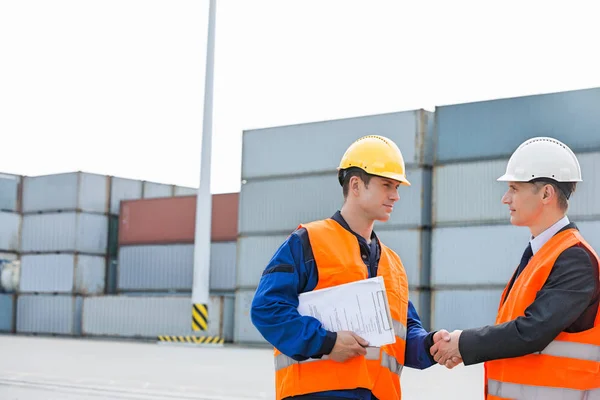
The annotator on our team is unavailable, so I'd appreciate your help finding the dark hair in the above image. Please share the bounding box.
[531,178,577,211]
[338,167,373,198]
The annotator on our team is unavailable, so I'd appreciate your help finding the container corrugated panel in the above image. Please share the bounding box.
[0,173,20,212]
[431,224,530,287]
[376,229,430,288]
[222,295,234,342]
[242,110,434,180]
[110,177,143,215]
[433,153,600,226]
[22,172,109,214]
[237,234,288,288]
[210,241,237,291]
[143,182,174,199]
[21,212,108,254]
[117,244,193,290]
[431,289,504,331]
[0,212,21,252]
[435,87,600,163]
[234,288,267,344]
[0,294,15,332]
[107,215,119,259]
[211,193,239,242]
[576,220,600,251]
[239,168,430,235]
[409,289,432,331]
[16,294,82,335]
[19,254,105,294]
[174,186,197,196]
[82,295,222,338]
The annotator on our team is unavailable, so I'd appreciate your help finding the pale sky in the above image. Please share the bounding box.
[1,0,599,194]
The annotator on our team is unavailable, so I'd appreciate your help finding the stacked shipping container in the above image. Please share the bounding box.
[235,110,436,344]
[430,87,600,331]
[0,174,21,331]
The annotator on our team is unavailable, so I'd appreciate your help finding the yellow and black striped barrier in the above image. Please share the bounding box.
[157,335,225,345]
[192,303,208,331]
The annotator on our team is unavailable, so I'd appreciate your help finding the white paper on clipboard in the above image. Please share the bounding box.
[297,276,395,347]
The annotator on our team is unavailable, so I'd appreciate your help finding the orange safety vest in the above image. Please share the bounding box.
[485,228,600,399]
[273,219,410,400]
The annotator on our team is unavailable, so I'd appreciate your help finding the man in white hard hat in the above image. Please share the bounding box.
[430,137,600,398]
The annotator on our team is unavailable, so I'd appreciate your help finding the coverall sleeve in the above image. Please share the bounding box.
[404,300,437,369]
[250,231,337,361]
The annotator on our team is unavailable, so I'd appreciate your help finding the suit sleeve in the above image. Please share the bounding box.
[458,247,597,365]
[250,231,337,361]
[404,300,437,369]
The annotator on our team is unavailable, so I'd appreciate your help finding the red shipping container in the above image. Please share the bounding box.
[118,193,239,245]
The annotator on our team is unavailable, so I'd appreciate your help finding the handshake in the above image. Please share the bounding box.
[430,329,463,369]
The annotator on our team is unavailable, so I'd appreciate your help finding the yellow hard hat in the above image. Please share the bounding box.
[337,135,410,186]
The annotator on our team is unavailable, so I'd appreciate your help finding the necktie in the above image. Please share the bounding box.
[515,243,533,279]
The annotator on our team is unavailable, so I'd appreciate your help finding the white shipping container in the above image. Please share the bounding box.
[0,212,21,252]
[239,168,430,235]
[110,177,143,214]
[82,295,223,338]
[174,186,197,196]
[237,234,289,289]
[576,220,600,251]
[143,181,174,199]
[377,229,430,289]
[19,254,105,294]
[210,242,237,291]
[0,293,14,332]
[21,212,108,255]
[16,294,83,335]
[234,288,268,345]
[242,110,434,180]
[0,173,20,212]
[433,153,600,226]
[431,225,531,287]
[22,172,109,214]
[431,289,503,331]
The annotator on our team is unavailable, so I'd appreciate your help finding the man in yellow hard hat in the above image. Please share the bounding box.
[251,135,454,400]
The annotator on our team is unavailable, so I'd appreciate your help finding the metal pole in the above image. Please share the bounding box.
[192,0,216,332]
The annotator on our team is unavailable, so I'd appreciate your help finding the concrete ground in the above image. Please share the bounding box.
[0,335,484,399]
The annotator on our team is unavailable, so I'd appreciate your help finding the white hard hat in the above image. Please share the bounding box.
[497,137,582,183]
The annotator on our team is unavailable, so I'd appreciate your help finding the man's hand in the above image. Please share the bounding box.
[329,331,369,363]
[430,330,463,368]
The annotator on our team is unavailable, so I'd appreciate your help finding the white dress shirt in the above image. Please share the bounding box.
[530,215,571,255]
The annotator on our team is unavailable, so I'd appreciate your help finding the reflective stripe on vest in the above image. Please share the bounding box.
[488,379,600,399]
[538,339,600,362]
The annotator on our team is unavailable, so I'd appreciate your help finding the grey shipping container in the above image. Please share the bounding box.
[143,181,174,199]
[0,173,21,212]
[82,295,223,338]
[0,293,15,332]
[237,234,288,289]
[210,241,237,291]
[242,110,435,180]
[576,220,600,251]
[110,177,143,214]
[435,87,600,163]
[222,294,234,342]
[431,224,531,288]
[21,212,108,255]
[174,186,197,196]
[19,254,105,294]
[431,288,504,331]
[234,288,267,344]
[16,294,83,335]
[0,212,21,252]
[22,172,109,214]
[433,153,600,226]
[239,168,431,235]
[0,252,18,262]
[117,244,193,291]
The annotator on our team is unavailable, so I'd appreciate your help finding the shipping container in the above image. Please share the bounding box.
[22,172,109,214]
[210,241,237,291]
[409,289,432,330]
[433,153,600,226]
[575,220,600,250]
[435,87,600,163]
[82,295,222,338]
[174,186,197,196]
[16,294,83,335]
[0,173,21,212]
[431,224,530,288]
[142,181,174,199]
[0,252,18,262]
[234,288,268,344]
[0,212,20,252]
[110,177,143,215]
[117,244,193,291]
[222,294,234,342]
[239,169,430,235]
[107,215,119,259]
[431,288,504,331]
[19,254,105,294]
[21,212,108,255]
[242,110,435,180]
[0,293,15,332]
[118,194,238,245]
[237,234,288,289]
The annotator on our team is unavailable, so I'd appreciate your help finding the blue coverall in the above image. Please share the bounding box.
[251,211,437,400]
